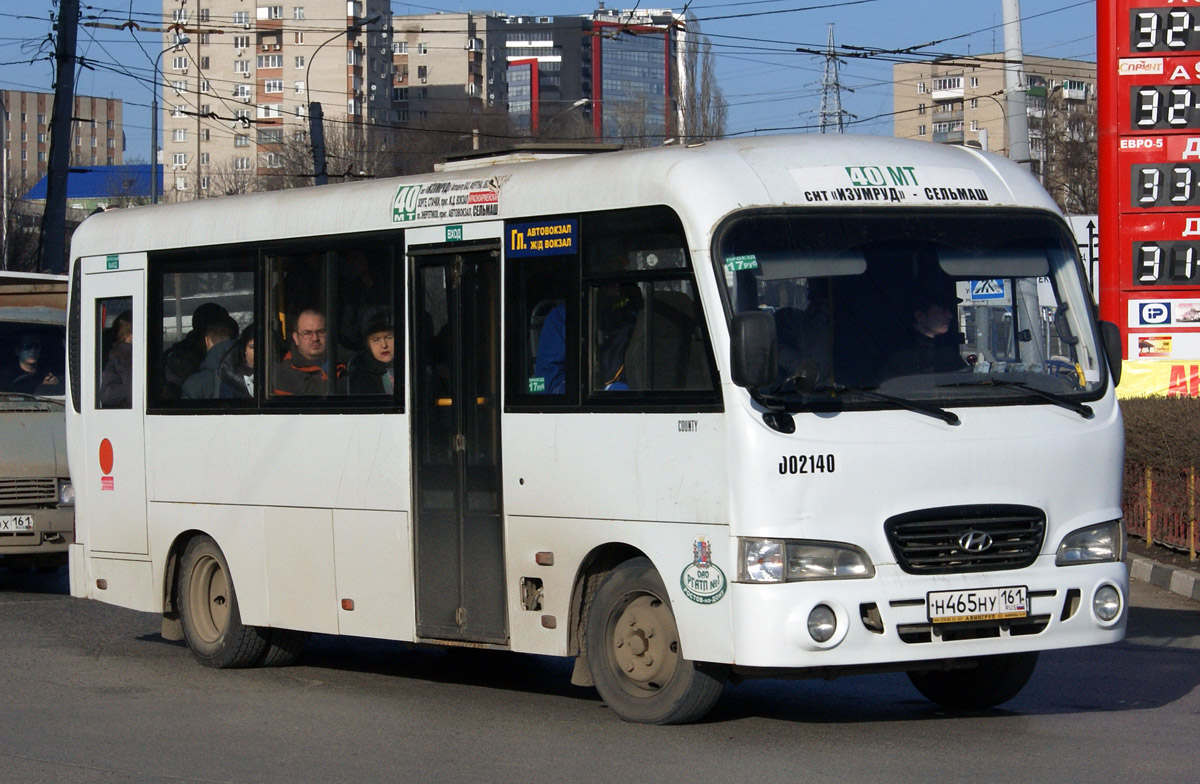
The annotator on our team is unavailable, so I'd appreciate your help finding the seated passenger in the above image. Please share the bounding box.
[533,303,566,394]
[162,302,230,398]
[218,324,256,398]
[884,294,968,377]
[181,314,239,399]
[348,313,395,395]
[273,308,345,396]
[99,311,133,407]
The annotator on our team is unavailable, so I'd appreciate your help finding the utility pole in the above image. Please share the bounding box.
[1002,0,1031,170]
[817,23,854,133]
[39,0,81,274]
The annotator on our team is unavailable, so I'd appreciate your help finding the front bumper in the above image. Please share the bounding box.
[728,557,1128,670]
[0,505,75,557]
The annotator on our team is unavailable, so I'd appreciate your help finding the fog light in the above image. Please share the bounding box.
[807,604,837,643]
[1093,585,1121,622]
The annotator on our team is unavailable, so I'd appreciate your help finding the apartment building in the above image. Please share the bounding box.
[160,0,391,198]
[1,90,123,190]
[893,54,1097,179]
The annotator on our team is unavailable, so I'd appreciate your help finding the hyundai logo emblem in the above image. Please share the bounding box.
[958,530,994,552]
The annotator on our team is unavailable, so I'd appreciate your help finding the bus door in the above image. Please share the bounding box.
[409,242,506,644]
[81,259,148,555]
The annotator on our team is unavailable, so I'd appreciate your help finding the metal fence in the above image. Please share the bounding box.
[1123,462,1199,560]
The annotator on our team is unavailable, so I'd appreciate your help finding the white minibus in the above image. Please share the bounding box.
[66,135,1127,723]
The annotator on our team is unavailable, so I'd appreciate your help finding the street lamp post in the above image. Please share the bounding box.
[306,15,379,186]
[151,33,190,204]
[539,99,590,139]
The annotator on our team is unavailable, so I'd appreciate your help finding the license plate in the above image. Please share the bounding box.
[0,514,34,533]
[927,586,1028,624]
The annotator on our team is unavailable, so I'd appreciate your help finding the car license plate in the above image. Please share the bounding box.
[0,514,34,533]
[927,586,1028,624]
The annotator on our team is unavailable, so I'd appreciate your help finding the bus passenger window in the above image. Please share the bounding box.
[96,298,132,409]
[505,223,579,404]
[151,260,255,405]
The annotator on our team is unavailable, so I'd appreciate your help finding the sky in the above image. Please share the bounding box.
[0,0,1098,162]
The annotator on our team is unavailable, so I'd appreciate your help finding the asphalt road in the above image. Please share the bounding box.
[1,568,1197,784]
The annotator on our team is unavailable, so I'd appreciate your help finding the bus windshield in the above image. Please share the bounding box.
[716,209,1106,410]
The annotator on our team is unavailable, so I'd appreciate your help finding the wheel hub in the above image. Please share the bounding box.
[611,595,679,689]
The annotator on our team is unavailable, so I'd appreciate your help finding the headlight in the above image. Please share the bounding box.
[739,538,874,582]
[1056,520,1124,565]
[58,480,75,506]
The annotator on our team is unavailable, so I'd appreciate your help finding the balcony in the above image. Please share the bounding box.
[933,129,964,144]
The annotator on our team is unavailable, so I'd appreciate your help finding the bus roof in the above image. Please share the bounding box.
[70,135,1060,259]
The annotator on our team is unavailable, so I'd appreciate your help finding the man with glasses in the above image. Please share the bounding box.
[273,309,345,395]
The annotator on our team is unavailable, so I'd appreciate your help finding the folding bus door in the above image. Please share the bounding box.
[409,243,506,644]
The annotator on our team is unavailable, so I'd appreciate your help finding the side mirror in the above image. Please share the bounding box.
[1099,320,1122,387]
[731,311,777,389]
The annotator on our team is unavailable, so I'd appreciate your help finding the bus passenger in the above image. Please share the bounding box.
[348,313,395,395]
[533,303,566,394]
[162,302,230,398]
[218,324,256,398]
[273,309,344,396]
[181,314,239,399]
[99,311,133,408]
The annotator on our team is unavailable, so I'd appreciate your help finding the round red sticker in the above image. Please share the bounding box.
[99,438,114,475]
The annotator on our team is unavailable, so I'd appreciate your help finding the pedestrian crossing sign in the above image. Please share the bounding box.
[969,279,1006,301]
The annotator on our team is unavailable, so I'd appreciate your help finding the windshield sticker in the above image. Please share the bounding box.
[725,254,758,272]
[681,537,727,604]
[794,166,989,205]
[391,175,507,224]
[527,376,546,393]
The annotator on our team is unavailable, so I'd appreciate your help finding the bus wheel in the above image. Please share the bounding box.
[177,535,268,669]
[907,652,1038,710]
[585,557,727,724]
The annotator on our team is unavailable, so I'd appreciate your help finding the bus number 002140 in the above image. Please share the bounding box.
[778,454,836,475]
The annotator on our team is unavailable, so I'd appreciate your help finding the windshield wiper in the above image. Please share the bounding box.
[814,384,960,426]
[939,378,1093,419]
[0,391,62,404]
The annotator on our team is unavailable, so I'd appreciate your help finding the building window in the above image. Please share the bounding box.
[233,11,250,25]
[234,60,250,74]
[917,82,926,94]
[294,32,305,44]
[200,56,210,70]
[200,152,210,165]
[172,9,188,22]
[268,6,284,20]
[917,124,926,135]
[293,6,304,19]
[172,80,187,94]
[200,176,210,190]
[173,128,187,142]
[171,105,185,118]
[235,84,252,99]
[257,105,282,119]
[393,41,408,54]
[201,129,211,141]
[970,98,978,110]
[917,103,926,115]
[172,153,188,168]
[257,55,283,69]
[261,152,282,168]
[172,56,188,71]
[970,120,979,131]
[264,79,283,93]
[235,134,250,147]
[257,128,283,144]
[37,113,46,125]
[417,65,427,81]
[234,35,250,49]
[294,81,305,94]
[417,43,428,55]
[201,80,211,92]
[970,76,979,88]
[294,56,305,68]
[234,157,252,171]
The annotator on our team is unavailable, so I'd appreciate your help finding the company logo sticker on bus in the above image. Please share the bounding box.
[681,537,726,604]
[1138,301,1171,325]
[106,254,119,270]
[99,438,115,491]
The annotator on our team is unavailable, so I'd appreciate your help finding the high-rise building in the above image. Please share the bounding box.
[160,0,391,198]
[1,90,124,190]
[892,54,1097,179]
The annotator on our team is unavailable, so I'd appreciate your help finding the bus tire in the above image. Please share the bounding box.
[907,652,1038,710]
[177,535,268,669]
[585,556,727,724]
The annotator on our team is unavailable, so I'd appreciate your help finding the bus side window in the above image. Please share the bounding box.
[582,206,717,396]
[505,224,580,404]
[150,257,255,406]
[96,297,132,409]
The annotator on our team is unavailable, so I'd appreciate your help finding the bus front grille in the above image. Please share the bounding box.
[884,505,1046,575]
[0,478,57,506]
